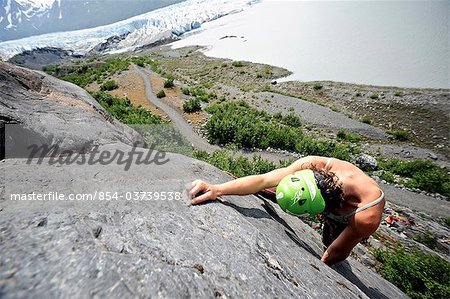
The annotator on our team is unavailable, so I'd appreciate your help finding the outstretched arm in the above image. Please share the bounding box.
[189,155,326,204]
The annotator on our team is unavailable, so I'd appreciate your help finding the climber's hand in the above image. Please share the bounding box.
[189,179,220,204]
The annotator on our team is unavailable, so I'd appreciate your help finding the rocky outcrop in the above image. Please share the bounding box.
[0,62,144,157]
[0,63,408,298]
[354,154,377,171]
[7,47,82,71]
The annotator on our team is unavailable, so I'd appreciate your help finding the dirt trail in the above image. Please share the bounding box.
[134,64,297,163]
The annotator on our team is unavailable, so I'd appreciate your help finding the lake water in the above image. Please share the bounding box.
[171,0,449,89]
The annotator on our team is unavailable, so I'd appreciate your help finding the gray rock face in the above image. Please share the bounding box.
[0,62,144,156]
[0,63,408,298]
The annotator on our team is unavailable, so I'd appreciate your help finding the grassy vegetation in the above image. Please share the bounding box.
[360,114,373,125]
[129,56,168,76]
[100,80,119,91]
[370,93,379,99]
[412,230,438,250]
[443,217,450,227]
[164,77,174,88]
[183,98,202,113]
[205,101,353,160]
[389,129,409,141]
[56,58,129,88]
[313,83,323,90]
[156,90,166,98]
[337,129,361,143]
[193,149,293,178]
[374,246,450,299]
[43,55,169,89]
[182,85,216,102]
[378,158,450,196]
[231,61,244,67]
[90,91,161,125]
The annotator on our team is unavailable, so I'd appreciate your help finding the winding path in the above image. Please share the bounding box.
[133,64,296,163]
[134,65,217,152]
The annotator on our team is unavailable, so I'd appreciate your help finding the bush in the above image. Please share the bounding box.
[156,90,166,98]
[183,98,202,113]
[100,80,119,91]
[380,171,396,183]
[181,86,190,95]
[374,247,450,299]
[192,150,278,177]
[413,231,438,250]
[443,217,450,227]
[378,158,450,196]
[395,91,403,97]
[389,129,409,141]
[280,113,302,128]
[370,93,379,99]
[360,114,373,125]
[204,101,353,160]
[188,86,216,102]
[313,83,323,90]
[232,61,244,67]
[90,91,161,124]
[164,77,174,88]
[57,58,130,88]
[337,129,361,143]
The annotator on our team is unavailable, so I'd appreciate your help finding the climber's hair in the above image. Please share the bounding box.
[309,164,344,213]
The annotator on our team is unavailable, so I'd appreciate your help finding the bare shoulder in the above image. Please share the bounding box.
[290,156,330,172]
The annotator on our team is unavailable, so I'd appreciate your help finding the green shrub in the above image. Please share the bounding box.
[100,80,119,91]
[380,171,396,183]
[361,114,373,125]
[42,65,60,75]
[443,217,450,227]
[56,58,130,88]
[204,101,353,160]
[389,129,409,141]
[378,158,450,196]
[156,90,166,98]
[337,129,347,139]
[374,247,450,299]
[313,83,323,90]
[395,91,403,97]
[129,56,156,68]
[337,129,361,143]
[232,61,244,67]
[413,231,438,250]
[90,91,161,124]
[181,86,190,95]
[188,86,216,102]
[273,112,283,120]
[370,93,379,99]
[183,98,202,113]
[295,136,352,161]
[164,77,174,88]
[281,113,302,128]
[192,150,278,177]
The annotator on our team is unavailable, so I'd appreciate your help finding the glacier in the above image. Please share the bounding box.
[0,0,259,60]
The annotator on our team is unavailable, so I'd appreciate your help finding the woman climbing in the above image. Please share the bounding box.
[188,155,385,266]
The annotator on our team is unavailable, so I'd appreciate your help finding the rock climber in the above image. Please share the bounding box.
[188,155,385,266]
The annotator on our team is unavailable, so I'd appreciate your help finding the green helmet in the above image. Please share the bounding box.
[276,169,325,217]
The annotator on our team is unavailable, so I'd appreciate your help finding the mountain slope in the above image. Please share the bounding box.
[0,0,184,42]
[0,0,258,60]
